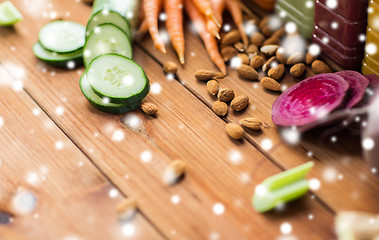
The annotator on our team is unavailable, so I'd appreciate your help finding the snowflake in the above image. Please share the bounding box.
[122,223,135,237]
[280,222,292,235]
[171,195,180,204]
[140,151,152,163]
[362,138,375,150]
[325,0,338,9]
[309,178,321,191]
[11,190,37,215]
[150,83,162,95]
[108,188,119,198]
[212,203,225,215]
[261,139,273,151]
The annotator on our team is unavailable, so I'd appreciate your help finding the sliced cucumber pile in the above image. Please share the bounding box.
[86,9,131,41]
[0,1,22,26]
[83,23,132,67]
[33,20,86,68]
[39,21,86,53]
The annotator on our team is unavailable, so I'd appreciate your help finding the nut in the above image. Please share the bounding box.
[287,52,305,65]
[212,101,228,116]
[207,80,219,95]
[163,61,178,74]
[290,63,306,78]
[234,41,245,52]
[312,60,332,74]
[195,69,221,81]
[261,77,281,91]
[217,88,235,102]
[246,44,259,54]
[231,95,249,111]
[268,64,285,80]
[250,55,265,69]
[260,45,279,56]
[263,36,280,46]
[261,25,274,37]
[221,46,238,61]
[306,52,317,65]
[141,102,158,115]
[225,123,244,140]
[250,32,265,47]
[272,27,285,39]
[276,47,287,64]
[239,117,262,130]
[262,56,278,72]
[237,53,250,65]
[221,30,241,45]
[237,64,259,80]
[163,160,186,185]
[116,197,137,220]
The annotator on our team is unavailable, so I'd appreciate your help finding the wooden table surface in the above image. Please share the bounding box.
[0,1,378,239]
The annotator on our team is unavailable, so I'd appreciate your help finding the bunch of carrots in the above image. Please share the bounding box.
[138,0,248,75]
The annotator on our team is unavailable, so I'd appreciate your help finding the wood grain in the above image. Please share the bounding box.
[0,1,336,239]
[138,18,379,212]
[0,67,162,240]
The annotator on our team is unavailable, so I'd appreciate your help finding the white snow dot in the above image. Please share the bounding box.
[338,174,344,180]
[55,141,64,150]
[330,136,337,143]
[359,34,366,42]
[55,106,64,115]
[223,24,231,32]
[11,190,37,215]
[212,203,225,215]
[280,127,300,145]
[67,61,75,69]
[12,81,23,92]
[371,168,377,174]
[239,172,251,184]
[228,149,243,164]
[323,167,337,182]
[159,12,167,21]
[261,139,273,151]
[326,0,338,9]
[308,44,321,56]
[331,22,339,29]
[140,151,152,163]
[362,138,375,150]
[366,43,377,55]
[122,75,134,86]
[308,214,314,220]
[25,171,40,185]
[49,11,57,19]
[230,56,243,69]
[112,130,124,142]
[121,113,142,129]
[280,222,292,235]
[108,188,119,198]
[0,117,3,127]
[309,178,321,191]
[322,37,329,44]
[166,73,175,81]
[171,195,180,204]
[122,223,135,237]
[255,184,267,196]
[102,97,110,104]
[150,83,162,95]
[305,0,314,8]
[285,22,297,34]
[209,232,220,240]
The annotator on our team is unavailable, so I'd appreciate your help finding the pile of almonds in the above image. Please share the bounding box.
[219,15,333,92]
[195,69,262,140]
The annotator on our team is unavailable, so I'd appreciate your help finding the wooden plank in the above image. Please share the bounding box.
[0,68,162,240]
[0,1,335,239]
[138,20,379,212]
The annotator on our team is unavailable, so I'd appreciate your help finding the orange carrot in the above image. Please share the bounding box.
[165,0,185,64]
[184,0,226,74]
[192,0,220,28]
[144,0,166,53]
[205,0,224,39]
[137,18,149,34]
[225,0,248,47]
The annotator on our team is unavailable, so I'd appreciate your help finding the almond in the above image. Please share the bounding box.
[262,56,278,72]
[141,102,158,115]
[207,80,219,95]
[237,64,259,80]
[212,101,228,116]
[261,77,281,91]
[231,95,249,111]
[259,16,270,30]
[225,123,244,140]
[290,63,306,78]
[239,117,262,130]
[163,61,177,74]
[217,88,235,102]
[250,55,265,69]
[312,60,332,74]
[163,160,186,185]
[306,52,317,65]
[116,197,137,220]
[221,46,238,61]
[268,64,285,80]
[263,36,280,46]
[237,53,250,65]
[221,30,241,45]
[260,45,279,56]
[250,32,265,47]
[195,69,220,81]
[276,47,287,64]
[246,44,259,54]
[234,41,245,52]
[272,27,285,39]
[287,52,305,65]
[261,25,274,37]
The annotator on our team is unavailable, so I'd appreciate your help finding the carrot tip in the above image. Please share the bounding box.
[215,32,221,39]
[179,54,185,65]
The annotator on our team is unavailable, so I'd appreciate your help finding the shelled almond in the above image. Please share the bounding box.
[141,102,158,116]
[221,30,241,45]
[250,32,265,47]
[237,53,250,65]
[312,60,332,74]
[218,88,235,102]
[261,77,281,91]
[237,64,259,80]
[207,80,219,95]
[268,64,285,80]
[225,123,245,140]
[261,45,279,56]
[195,70,223,81]
[250,55,265,69]
[163,160,186,185]
[221,46,238,61]
[163,61,177,74]
[231,95,249,111]
[212,101,228,116]
[240,118,262,130]
[290,63,306,78]
[262,56,277,72]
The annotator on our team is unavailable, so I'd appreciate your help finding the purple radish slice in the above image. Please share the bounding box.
[272,73,349,127]
[336,71,369,108]
[365,74,379,89]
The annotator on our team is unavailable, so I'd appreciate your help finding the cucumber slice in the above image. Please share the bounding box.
[33,42,83,68]
[80,71,140,114]
[86,54,149,104]
[39,21,86,53]
[0,1,22,26]
[83,23,132,67]
[86,9,131,41]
